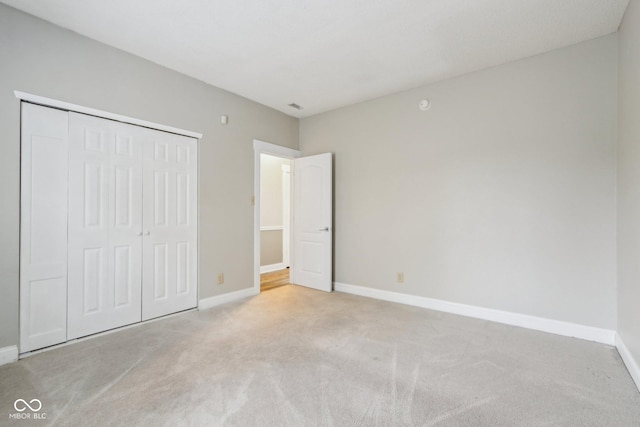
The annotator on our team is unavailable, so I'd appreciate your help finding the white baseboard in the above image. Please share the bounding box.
[616,333,640,392]
[198,287,259,311]
[0,345,18,366]
[260,263,286,274]
[334,282,616,345]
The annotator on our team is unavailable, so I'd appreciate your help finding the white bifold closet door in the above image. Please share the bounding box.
[21,104,198,351]
[20,104,70,352]
[141,128,198,321]
[67,113,198,338]
[67,113,145,339]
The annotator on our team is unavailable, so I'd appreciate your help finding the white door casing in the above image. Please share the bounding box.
[19,104,69,353]
[67,113,144,339]
[282,164,291,267]
[292,153,333,292]
[142,128,198,321]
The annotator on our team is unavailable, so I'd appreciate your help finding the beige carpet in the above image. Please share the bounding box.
[1,284,639,426]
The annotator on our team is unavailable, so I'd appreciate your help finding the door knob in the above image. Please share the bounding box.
[144,231,151,236]
[318,227,330,232]
[137,231,142,236]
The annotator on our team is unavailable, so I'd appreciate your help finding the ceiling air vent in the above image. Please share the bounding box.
[288,103,303,110]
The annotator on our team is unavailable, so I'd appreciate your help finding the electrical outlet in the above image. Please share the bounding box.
[397,272,404,283]
[217,273,224,284]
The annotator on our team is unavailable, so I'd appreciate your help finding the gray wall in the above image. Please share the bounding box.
[260,230,284,266]
[300,35,618,329]
[617,0,640,375]
[0,4,298,349]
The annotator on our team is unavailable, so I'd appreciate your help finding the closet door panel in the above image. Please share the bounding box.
[20,104,69,353]
[67,113,143,339]
[109,129,143,313]
[142,130,198,320]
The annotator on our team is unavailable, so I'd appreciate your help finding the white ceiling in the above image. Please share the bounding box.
[1,0,629,118]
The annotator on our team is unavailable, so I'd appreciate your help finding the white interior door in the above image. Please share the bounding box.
[20,104,69,352]
[292,153,333,292]
[67,113,143,339]
[142,129,198,321]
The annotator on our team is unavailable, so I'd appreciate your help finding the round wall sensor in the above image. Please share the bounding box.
[418,99,431,111]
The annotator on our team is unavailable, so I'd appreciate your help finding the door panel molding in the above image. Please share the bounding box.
[142,129,198,321]
[292,153,333,292]
[67,113,144,339]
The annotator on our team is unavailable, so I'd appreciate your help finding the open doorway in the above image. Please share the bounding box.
[253,140,301,294]
[259,153,291,292]
[253,139,333,294]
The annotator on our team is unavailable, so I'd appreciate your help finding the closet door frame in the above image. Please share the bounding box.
[17,91,202,355]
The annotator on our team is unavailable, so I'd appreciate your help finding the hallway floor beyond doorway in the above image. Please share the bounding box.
[260,268,290,292]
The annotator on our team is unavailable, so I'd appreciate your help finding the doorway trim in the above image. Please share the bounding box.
[281,163,291,268]
[253,140,301,293]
